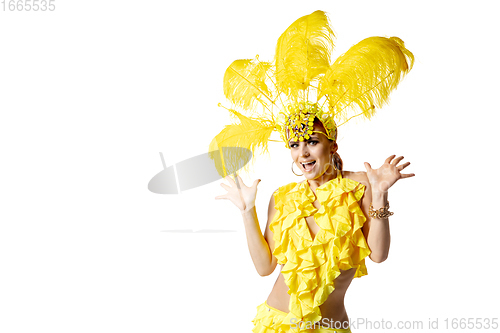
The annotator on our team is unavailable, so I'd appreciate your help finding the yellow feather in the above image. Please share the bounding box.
[209,108,275,177]
[274,10,335,100]
[318,36,414,125]
[223,58,273,114]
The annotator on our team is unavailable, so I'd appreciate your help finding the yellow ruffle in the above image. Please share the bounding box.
[252,302,288,333]
[269,173,371,330]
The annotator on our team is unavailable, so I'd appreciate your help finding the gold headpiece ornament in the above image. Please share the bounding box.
[209,10,414,177]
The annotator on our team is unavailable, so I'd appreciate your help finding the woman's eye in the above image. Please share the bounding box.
[289,141,316,148]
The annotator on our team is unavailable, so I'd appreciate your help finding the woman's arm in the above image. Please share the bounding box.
[360,155,415,263]
[359,176,391,263]
[241,192,278,276]
[215,175,278,276]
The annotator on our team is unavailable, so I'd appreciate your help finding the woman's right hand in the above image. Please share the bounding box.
[215,174,261,213]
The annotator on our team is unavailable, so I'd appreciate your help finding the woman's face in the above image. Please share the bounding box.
[289,122,337,180]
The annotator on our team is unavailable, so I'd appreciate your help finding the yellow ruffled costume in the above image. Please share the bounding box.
[252,170,369,333]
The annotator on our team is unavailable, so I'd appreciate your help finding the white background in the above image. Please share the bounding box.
[1,1,499,332]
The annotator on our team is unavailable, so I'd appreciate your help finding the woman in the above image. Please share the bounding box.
[216,117,414,332]
[210,10,414,333]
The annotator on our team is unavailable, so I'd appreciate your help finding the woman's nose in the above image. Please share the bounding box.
[300,145,309,157]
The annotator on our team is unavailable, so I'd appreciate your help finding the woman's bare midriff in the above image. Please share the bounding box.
[266,265,355,328]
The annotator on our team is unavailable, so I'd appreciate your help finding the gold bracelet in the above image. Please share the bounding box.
[369,201,394,219]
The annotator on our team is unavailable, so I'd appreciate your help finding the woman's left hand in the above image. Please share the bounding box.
[364,155,415,193]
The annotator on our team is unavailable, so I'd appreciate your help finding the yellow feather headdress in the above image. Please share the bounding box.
[209,10,414,177]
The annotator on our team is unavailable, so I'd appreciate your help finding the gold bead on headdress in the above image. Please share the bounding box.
[282,101,337,147]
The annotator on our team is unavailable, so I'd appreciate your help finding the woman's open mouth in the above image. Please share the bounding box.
[301,161,316,172]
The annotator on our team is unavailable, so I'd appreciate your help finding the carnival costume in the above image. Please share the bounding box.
[209,10,414,333]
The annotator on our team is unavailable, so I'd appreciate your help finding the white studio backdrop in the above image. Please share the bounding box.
[0,1,499,332]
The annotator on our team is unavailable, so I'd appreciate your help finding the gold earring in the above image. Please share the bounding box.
[331,154,337,171]
[291,161,303,176]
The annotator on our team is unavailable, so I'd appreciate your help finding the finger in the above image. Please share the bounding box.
[220,183,230,190]
[253,179,261,187]
[385,155,396,164]
[215,194,227,200]
[225,175,236,186]
[392,156,404,165]
[397,162,411,170]
[364,162,372,172]
[235,174,244,189]
[400,173,415,178]
[235,176,246,203]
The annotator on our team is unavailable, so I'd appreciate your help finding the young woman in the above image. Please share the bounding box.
[215,117,414,332]
[210,10,414,333]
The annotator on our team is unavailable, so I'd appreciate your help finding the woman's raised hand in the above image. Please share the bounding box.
[364,155,415,193]
[215,174,261,213]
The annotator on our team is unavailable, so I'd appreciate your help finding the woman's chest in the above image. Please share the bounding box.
[303,198,322,240]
